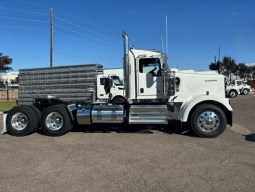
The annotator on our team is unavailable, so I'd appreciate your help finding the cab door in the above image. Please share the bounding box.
[97,76,109,99]
[137,58,164,97]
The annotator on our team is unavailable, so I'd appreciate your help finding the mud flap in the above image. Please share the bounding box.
[2,114,7,134]
[227,110,233,127]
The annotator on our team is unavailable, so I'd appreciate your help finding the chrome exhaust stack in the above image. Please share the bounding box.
[122,31,129,56]
[122,31,130,103]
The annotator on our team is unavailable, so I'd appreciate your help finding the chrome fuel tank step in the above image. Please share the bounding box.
[77,105,92,125]
[92,105,124,123]
[129,105,168,124]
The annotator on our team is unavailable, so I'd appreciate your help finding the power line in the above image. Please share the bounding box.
[54,24,118,47]
[15,0,49,8]
[55,31,119,53]
[54,16,121,43]
[54,52,93,60]
[0,24,48,30]
[54,8,119,35]
[54,9,150,46]
[0,6,48,15]
[0,15,48,22]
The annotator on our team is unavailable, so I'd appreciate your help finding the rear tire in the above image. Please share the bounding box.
[41,105,71,136]
[6,106,36,136]
[190,104,227,138]
[26,105,41,131]
[55,104,74,131]
[229,90,237,98]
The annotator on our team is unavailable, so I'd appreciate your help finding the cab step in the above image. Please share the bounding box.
[129,105,168,124]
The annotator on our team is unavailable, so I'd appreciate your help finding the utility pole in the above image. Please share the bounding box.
[50,7,53,67]
[218,45,220,61]
[218,45,221,74]
[6,81,9,101]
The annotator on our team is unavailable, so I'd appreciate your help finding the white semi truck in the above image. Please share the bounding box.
[3,31,233,138]
[96,73,124,103]
[226,80,252,98]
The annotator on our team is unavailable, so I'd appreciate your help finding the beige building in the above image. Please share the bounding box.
[1,72,19,83]
[1,72,19,91]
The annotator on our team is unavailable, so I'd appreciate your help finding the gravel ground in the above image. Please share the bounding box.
[0,94,255,192]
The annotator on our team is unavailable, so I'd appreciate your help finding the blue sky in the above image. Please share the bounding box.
[1,0,255,73]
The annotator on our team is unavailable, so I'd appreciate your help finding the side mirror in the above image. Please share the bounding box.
[104,78,113,93]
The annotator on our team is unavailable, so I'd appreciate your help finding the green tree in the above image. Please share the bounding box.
[237,63,252,81]
[221,56,238,82]
[0,53,13,73]
[233,70,239,80]
[237,63,246,79]
[209,60,222,74]
[251,65,255,80]
[209,62,218,70]
[246,66,253,80]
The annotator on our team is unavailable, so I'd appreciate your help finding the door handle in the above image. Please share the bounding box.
[140,88,144,93]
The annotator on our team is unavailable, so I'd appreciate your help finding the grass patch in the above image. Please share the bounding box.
[0,101,16,112]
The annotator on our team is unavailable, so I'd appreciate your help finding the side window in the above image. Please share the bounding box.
[139,58,161,76]
[100,78,108,85]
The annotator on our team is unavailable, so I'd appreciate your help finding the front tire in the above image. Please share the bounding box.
[6,106,36,136]
[111,97,125,104]
[229,90,237,98]
[190,104,227,138]
[41,105,71,136]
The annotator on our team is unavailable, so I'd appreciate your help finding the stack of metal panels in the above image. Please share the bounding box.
[18,64,103,106]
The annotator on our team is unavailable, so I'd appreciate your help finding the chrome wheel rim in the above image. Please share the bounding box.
[46,112,63,131]
[243,90,248,94]
[11,112,28,131]
[198,111,220,132]
[230,92,236,97]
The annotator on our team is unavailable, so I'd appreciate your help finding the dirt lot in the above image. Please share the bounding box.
[0,94,255,192]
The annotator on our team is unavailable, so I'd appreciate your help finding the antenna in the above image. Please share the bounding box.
[161,35,164,53]
[166,15,168,55]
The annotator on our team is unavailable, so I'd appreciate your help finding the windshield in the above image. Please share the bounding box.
[236,81,243,86]
[112,76,123,86]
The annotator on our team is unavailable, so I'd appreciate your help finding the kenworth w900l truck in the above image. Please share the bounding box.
[3,32,232,138]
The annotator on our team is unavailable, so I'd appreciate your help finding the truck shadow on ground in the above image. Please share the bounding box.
[244,134,255,142]
[36,120,198,137]
[156,120,198,137]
